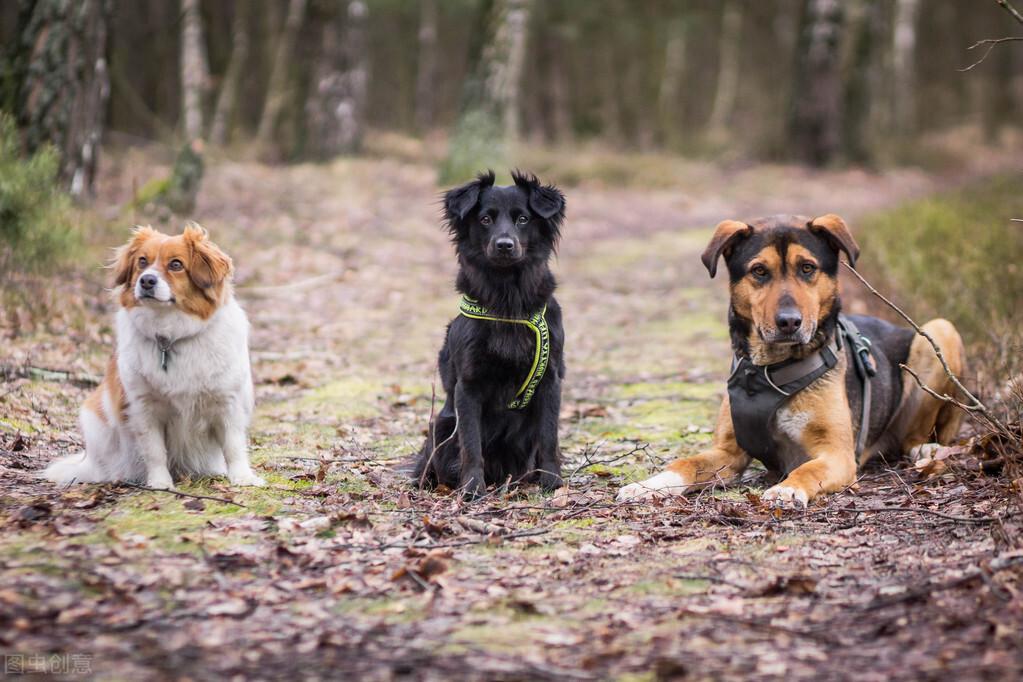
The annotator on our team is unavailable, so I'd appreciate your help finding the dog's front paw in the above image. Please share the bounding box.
[908,442,942,463]
[762,484,809,508]
[538,471,563,492]
[146,469,175,490]
[616,470,690,502]
[460,471,487,499]
[228,467,266,487]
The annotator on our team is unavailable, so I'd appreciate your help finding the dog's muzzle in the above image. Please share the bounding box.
[486,237,524,265]
[135,270,175,303]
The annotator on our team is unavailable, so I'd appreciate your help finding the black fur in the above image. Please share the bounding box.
[412,170,567,497]
[719,216,915,462]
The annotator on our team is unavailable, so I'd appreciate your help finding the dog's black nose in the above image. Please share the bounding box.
[495,238,515,253]
[775,309,803,334]
[140,274,157,290]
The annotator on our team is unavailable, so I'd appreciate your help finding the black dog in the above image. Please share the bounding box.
[412,170,566,497]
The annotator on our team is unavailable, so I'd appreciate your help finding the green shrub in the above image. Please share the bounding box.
[858,175,1023,380]
[0,111,79,274]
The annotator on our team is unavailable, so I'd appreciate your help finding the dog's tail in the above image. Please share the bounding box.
[42,451,104,485]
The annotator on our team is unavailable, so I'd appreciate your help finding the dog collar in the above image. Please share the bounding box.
[155,335,175,371]
[458,295,550,410]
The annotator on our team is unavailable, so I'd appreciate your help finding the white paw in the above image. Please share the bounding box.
[909,442,942,463]
[228,468,266,487]
[762,484,809,508]
[146,470,175,490]
[616,471,689,502]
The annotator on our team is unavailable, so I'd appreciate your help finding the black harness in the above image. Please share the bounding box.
[727,314,876,474]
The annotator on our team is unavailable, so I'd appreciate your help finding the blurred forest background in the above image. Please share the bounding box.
[1,0,1021,376]
[2,0,1022,188]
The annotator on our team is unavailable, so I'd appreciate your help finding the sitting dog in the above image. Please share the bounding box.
[618,214,965,506]
[411,170,567,497]
[44,224,265,489]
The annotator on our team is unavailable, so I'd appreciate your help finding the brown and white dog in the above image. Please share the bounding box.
[44,224,265,489]
[618,214,965,507]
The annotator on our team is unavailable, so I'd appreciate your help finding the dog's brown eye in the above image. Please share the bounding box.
[138,256,148,268]
[480,215,492,226]
[801,262,817,275]
[168,259,184,272]
[516,215,529,225]
[750,265,768,278]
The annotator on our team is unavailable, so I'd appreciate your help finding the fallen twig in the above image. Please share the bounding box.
[806,504,1008,524]
[864,552,1023,610]
[1,364,101,388]
[236,269,345,298]
[119,482,247,508]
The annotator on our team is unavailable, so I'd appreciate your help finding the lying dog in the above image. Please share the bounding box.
[412,171,567,497]
[44,224,265,489]
[618,214,965,506]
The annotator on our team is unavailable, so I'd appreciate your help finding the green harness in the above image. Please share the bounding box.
[458,295,550,410]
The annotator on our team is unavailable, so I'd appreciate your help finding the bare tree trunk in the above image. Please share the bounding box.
[707,1,742,134]
[307,0,369,157]
[658,16,687,148]
[480,0,531,141]
[841,0,880,163]
[256,0,308,152]
[210,1,250,145]
[414,0,439,134]
[788,0,846,166]
[547,25,573,145]
[179,0,208,142]
[891,0,919,136]
[14,0,111,199]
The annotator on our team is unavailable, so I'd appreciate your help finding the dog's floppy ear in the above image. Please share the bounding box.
[512,170,566,221]
[112,225,158,287]
[701,220,753,278]
[184,222,233,293]
[443,170,496,222]
[808,214,860,267]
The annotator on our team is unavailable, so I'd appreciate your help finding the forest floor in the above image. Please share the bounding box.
[1,145,1022,680]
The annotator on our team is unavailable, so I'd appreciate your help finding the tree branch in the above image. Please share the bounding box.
[841,262,1010,438]
[996,0,1023,25]
[959,36,1023,72]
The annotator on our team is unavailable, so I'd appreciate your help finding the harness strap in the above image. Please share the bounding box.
[458,296,550,410]
[838,315,875,456]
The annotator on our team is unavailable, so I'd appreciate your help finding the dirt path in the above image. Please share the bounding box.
[1,153,1020,680]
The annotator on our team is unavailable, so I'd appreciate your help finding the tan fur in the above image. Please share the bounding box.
[112,224,233,320]
[623,214,966,507]
[82,357,128,426]
[888,318,966,453]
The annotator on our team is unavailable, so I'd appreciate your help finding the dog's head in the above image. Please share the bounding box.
[442,170,565,268]
[701,214,859,357]
[112,223,233,319]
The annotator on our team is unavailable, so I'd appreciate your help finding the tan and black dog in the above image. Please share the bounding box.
[618,214,966,507]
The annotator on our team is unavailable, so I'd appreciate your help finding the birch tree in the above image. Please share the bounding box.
[179,0,208,142]
[307,0,369,157]
[788,0,846,166]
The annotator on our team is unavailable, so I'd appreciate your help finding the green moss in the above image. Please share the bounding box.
[301,376,386,420]
[0,416,38,433]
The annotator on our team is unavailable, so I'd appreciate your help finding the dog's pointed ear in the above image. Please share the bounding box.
[701,220,753,278]
[809,214,859,267]
[443,170,495,222]
[513,170,565,220]
[112,225,158,287]
[184,222,233,294]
